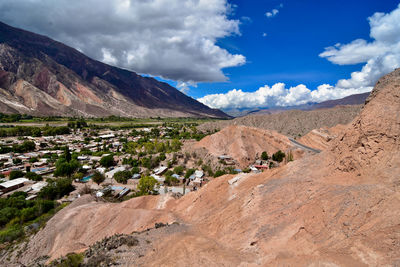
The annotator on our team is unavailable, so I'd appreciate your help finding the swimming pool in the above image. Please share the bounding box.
[81,174,93,182]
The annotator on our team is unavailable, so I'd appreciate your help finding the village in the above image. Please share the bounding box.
[0,120,289,203]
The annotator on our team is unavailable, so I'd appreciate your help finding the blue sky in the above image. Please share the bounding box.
[1,0,399,110]
[183,0,400,102]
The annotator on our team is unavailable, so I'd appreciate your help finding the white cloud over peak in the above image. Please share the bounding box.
[199,4,400,110]
[0,0,245,83]
[197,83,371,110]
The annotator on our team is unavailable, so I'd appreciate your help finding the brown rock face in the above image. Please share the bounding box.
[331,68,400,180]
[6,71,400,266]
[0,22,230,118]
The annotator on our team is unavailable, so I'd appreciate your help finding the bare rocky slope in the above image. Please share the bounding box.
[199,104,362,137]
[0,22,229,118]
[3,69,400,266]
[298,124,349,151]
[186,125,300,168]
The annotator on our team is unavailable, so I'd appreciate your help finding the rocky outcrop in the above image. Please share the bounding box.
[0,22,230,118]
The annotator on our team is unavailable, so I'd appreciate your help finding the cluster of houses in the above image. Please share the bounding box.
[0,123,285,201]
[0,126,203,200]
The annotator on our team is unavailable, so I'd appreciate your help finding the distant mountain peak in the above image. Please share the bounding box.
[0,21,230,118]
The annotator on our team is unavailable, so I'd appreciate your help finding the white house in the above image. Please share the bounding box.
[105,166,126,179]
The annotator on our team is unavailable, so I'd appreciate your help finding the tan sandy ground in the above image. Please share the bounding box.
[5,69,400,266]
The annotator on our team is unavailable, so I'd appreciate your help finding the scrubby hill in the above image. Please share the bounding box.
[3,69,400,266]
[198,105,362,137]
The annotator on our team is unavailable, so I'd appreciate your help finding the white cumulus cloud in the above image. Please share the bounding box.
[0,0,245,83]
[266,9,279,18]
[265,4,283,18]
[199,4,400,110]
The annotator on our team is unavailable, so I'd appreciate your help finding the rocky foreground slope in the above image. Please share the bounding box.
[3,69,400,266]
[0,22,229,118]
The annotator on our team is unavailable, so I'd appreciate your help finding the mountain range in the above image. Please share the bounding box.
[0,22,230,118]
[224,92,370,117]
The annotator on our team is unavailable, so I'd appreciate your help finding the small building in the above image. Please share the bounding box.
[30,181,48,194]
[77,156,89,161]
[254,165,269,170]
[96,167,106,174]
[132,173,141,179]
[172,174,183,180]
[25,194,37,201]
[0,178,29,193]
[105,166,126,179]
[249,165,260,173]
[151,174,165,183]
[154,166,168,176]
[194,170,204,178]
[99,134,115,139]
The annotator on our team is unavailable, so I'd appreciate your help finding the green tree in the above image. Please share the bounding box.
[261,151,269,160]
[9,170,24,180]
[100,155,115,168]
[38,178,74,200]
[272,150,285,162]
[173,166,184,175]
[113,170,131,184]
[12,158,22,165]
[91,171,105,185]
[54,159,80,178]
[64,146,71,162]
[25,172,43,181]
[137,176,158,195]
[171,139,182,151]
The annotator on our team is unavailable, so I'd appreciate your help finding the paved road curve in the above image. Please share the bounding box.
[289,138,322,153]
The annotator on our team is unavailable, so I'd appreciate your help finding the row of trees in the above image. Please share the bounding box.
[261,150,287,163]
[0,125,70,138]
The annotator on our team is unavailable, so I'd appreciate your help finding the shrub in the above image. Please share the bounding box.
[214,169,226,178]
[0,225,24,243]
